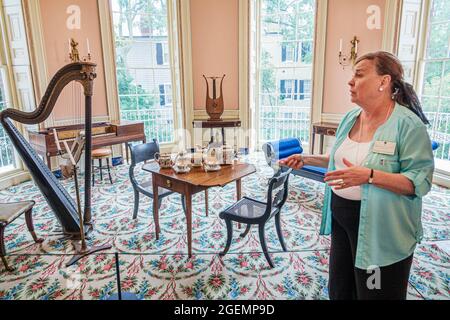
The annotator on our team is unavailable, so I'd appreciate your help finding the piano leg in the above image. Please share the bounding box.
[125,143,129,164]
[46,155,51,169]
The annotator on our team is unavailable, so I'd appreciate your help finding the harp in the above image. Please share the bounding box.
[0,62,97,236]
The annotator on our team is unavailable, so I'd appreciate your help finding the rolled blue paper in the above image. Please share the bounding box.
[269,138,303,160]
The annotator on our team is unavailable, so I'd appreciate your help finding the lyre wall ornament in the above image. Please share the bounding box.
[203,75,225,121]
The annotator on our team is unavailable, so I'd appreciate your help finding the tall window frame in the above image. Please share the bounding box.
[0,0,31,178]
[108,0,182,146]
[398,0,450,176]
[250,0,317,147]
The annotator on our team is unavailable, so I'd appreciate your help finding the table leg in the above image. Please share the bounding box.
[236,179,242,229]
[152,174,160,240]
[236,179,242,200]
[320,134,324,155]
[125,143,130,164]
[205,189,209,217]
[222,127,225,145]
[185,190,193,258]
[46,155,51,169]
[311,131,316,155]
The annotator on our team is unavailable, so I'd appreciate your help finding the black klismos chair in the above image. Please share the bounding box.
[219,168,292,268]
[128,140,184,219]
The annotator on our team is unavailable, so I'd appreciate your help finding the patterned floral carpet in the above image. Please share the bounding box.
[0,153,448,300]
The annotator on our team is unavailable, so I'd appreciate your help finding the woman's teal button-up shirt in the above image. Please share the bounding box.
[320,103,435,269]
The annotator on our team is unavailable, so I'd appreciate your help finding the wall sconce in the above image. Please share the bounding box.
[339,36,359,69]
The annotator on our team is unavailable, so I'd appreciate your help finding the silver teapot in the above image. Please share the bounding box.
[222,144,234,165]
[204,148,221,172]
[173,151,192,173]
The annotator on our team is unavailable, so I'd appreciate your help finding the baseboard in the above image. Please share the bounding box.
[433,171,450,188]
[0,170,31,190]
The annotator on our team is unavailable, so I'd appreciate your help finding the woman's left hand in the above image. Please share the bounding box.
[324,158,371,189]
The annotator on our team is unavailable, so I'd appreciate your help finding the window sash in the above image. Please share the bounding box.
[110,0,180,145]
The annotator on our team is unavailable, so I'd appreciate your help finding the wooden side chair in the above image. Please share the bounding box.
[1,201,43,272]
[128,140,184,219]
[219,169,292,268]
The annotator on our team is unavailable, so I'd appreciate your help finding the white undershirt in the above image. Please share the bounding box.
[333,135,371,201]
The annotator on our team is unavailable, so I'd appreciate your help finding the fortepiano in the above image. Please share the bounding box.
[28,120,146,168]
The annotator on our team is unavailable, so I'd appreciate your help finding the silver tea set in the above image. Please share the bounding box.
[154,144,236,173]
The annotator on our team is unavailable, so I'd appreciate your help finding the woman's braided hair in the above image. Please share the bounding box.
[355,51,429,125]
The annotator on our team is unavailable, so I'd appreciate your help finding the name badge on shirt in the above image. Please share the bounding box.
[373,140,396,155]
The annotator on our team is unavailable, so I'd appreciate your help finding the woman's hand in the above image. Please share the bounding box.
[278,154,304,170]
[324,158,371,189]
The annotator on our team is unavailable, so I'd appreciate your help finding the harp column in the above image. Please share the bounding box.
[80,63,97,225]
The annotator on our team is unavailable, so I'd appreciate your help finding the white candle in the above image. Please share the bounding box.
[339,38,343,53]
[355,39,358,54]
[86,38,90,54]
[68,38,71,54]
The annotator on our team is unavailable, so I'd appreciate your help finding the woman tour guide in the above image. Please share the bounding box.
[280,51,435,300]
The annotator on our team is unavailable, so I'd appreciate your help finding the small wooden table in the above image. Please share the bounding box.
[142,162,256,257]
[193,119,241,145]
[311,122,339,154]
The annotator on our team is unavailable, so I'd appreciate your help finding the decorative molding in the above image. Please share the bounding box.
[193,109,240,121]
[310,0,328,154]
[382,0,401,52]
[412,0,429,93]
[178,0,194,147]
[97,0,119,122]
[21,0,49,127]
[0,169,30,190]
[238,0,249,149]
[167,0,184,150]
[433,171,450,188]
[321,112,343,124]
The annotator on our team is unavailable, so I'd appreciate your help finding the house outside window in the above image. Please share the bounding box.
[280,79,311,100]
[155,42,169,66]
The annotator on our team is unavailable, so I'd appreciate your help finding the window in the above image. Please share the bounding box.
[159,83,172,106]
[0,68,15,173]
[280,79,311,100]
[111,0,180,144]
[251,0,316,144]
[398,0,450,171]
[281,42,298,63]
[280,79,293,99]
[0,1,32,175]
[300,79,311,100]
[155,42,169,65]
